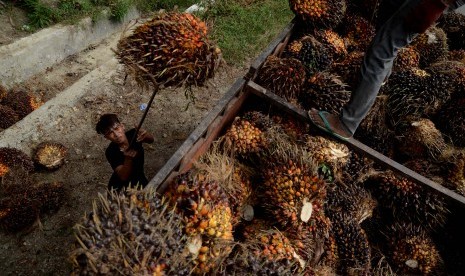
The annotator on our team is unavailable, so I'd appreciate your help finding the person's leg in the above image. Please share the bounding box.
[340,0,421,135]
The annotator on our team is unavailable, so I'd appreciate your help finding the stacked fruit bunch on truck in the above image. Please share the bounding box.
[69,2,465,275]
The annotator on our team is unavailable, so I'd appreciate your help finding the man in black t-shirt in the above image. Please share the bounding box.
[96,114,154,191]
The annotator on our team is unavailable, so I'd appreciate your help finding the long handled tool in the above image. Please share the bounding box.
[128,74,159,149]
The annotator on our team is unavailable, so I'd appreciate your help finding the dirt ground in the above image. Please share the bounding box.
[0,12,249,275]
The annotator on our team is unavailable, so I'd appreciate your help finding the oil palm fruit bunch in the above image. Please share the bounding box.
[0,104,19,130]
[411,26,448,68]
[355,95,395,157]
[260,142,327,228]
[29,181,65,214]
[325,179,377,225]
[313,29,347,60]
[0,196,39,232]
[270,113,310,141]
[437,11,465,50]
[300,72,351,116]
[71,188,191,275]
[448,49,465,62]
[242,111,274,130]
[393,46,420,72]
[330,51,364,90]
[426,60,465,100]
[255,56,306,101]
[403,159,444,186]
[303,135,350,178]
[289,0,347,29]
[1,88,43,119]
[327,212,371,275]
[364,171,448,230]
[116,12,220,87]
[165,172,233,274]
[284,35,334,75]
[217,239,302,275]
[33,142,67,171]
[438,149,465,196]
[386,222,442,275]
[395,118,447,161]
[223,116,266,157]
[348,0,381,23]
[0,147,34,177]
[340,14,376,52]
[434,98,465,147]
[344,150,373,181]
[385,68,438,126]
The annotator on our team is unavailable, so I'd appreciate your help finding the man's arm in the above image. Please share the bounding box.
[114,149,137,181]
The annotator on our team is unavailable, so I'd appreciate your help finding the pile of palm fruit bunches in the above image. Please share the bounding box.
[68,3,465,276]
[0,143,68,233]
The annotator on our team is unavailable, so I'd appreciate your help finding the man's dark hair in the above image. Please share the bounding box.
[96,113,120,134]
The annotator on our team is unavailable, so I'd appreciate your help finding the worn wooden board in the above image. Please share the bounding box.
[245,80,465,206]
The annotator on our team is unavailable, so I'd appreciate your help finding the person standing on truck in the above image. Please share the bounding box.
[309,0,465,140]
[96,113,154,191]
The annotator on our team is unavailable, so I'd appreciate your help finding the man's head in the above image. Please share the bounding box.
[96,114,127,144]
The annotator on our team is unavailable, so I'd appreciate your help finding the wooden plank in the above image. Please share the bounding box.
[245,80,465,206]
[147,78,246,191]
[244,21,295,81]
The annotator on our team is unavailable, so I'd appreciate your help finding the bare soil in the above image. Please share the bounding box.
[0,13,249,276]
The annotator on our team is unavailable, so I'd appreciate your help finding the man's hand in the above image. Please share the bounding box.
[123,148,137,159]
[405,0,448,33]
[135,126,155,143]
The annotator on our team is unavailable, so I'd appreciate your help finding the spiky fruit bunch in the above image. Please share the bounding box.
[300,72,350,115]
[242,111,274,130]
[325,180,377,225]
[217,239,302,275]
[304,135,349,176]
[314,29,347,60]
[71,188,191,275]
[437,11,465,50]
[270,113,310,140]
[0,196,39,232]
[116,12,220,87]
[284,35,334,75]
[340,14,376,52]
[354,95,395,157]
[30,181,65,213]
[255,56,306,101]
[330,51,364,89]
[440,149,465,196]
[365,171,448,229]
[344,151,373,180]
[411,26,448,68]
[393,46,420,72]
[166,172,233,274]
[289,0,347,29]
[403,159,444,185]
[426,60,465,100]
[0,147,34,177]
[387,223,442,275]
[448,49,465,62]
[0,104,19,129]
[434,98,465,147]
[396,118,447,160]
[262,158,326,228]
[385,68,439,126]
[33,142,67,171]
[348,0,380,23]
[328,212,371,275]
[224,117,266,157]
[1,89,43,119]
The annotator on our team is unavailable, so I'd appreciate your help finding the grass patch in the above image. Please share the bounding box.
[201,0,293,65]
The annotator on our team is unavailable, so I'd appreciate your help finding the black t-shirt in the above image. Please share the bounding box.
[105,129,148,191]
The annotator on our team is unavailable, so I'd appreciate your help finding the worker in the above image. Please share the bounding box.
[309,0,465,140]
[96,113,154,191]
